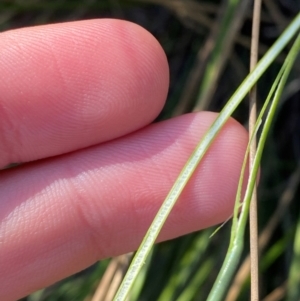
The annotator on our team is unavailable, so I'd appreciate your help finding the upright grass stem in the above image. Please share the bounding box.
[206,32,300,301]
[249,0,262,300]
[113,13,300,301]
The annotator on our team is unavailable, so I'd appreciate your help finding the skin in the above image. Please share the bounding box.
[0,19,248,300]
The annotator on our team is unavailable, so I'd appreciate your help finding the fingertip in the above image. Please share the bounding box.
[162,114,249,239]
[0,19,169,166]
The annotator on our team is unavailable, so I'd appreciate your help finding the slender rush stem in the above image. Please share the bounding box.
[207,32,300,301]
[113,13,300,301]
[249,1,262,300]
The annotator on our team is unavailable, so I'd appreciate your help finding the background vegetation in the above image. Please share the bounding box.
[1,1,299,300]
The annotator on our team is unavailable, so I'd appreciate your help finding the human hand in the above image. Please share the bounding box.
[0,19,247,300]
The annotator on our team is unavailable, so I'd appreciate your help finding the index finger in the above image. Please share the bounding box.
[0,19,169,167]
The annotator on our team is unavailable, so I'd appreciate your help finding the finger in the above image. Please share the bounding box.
[0,112,248,300]
[0,19,168,168]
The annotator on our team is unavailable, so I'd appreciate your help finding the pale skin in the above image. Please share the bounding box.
[0,19,248,300]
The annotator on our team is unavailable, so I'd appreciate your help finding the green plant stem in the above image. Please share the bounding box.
[113,13,300,301]
[206,32,300,301]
